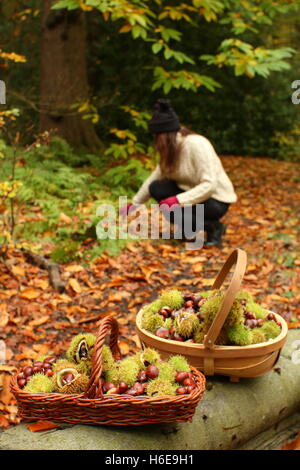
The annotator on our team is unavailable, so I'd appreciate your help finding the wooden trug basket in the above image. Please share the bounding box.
[136,248,288,382]
[11,316,206,426]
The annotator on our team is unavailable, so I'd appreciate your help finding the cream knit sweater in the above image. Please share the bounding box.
[132,133,237,206]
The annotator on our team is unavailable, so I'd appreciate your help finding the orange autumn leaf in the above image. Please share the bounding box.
[64,264,85,273]
[118,341,130,355]
[192,263,203,274]
[26,420,61,432]
[28,315,50,327]
[0,415,10,428]
[282,432,300,450]
[20,288,41,300]
[0,304,8,328]
[69,278,82,293]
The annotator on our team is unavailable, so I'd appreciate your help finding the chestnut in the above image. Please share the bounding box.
[155,327,169,339]
[183,377,196,388]
[18,378,26,389]
[33,366,41,374]
[102,382,115,393]
[62,373,75,384]
[133,382,144,395]
[126,387,138,396]
[43,356,56,364]
[256,318,264,326]
[118,382,129,393]
[33,361,43,368]
[184,300,194,309]
[176,371,189,383]
[23,366,33,377]
[186,385,195,394]
[45,369,53,377]
[106,387,120,394]
[137,370,147,382]
[267,313,275,321]
[176,386,187,395]
[246,312,256,320]
[146,364,159,380]
[172,333,184,342]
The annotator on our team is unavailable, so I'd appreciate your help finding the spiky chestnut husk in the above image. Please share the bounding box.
[158,362,176,383]
[158,289,184,310]
[142,299,164,315]
[174,312,199,338]
[235,290,254,303]
[250,328,267,345]
[146,378,177,397]
[60,374,89,394]
[76,359,92,376]
[168,355,190,373]
[24,373,55,393]
[66,333,96,364]
[215,328,229,346]
[196,289,219,299]
[163,318,173,329]
[139,348,161,368]
[202,294,244,330]
[117,358,140,387]
[52,360,79,374]
[104,365,120,384]
[246,302,268,320]
[101,345,115,373]
[227,324,252,346]
[54,367,80,390]
[37,354,52,362]
[141,311,164,333]
[193,330,205,344]
[261,320,281,340]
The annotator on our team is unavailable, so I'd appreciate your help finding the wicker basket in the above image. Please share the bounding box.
[11,316,206,426]
[136,248,288,382]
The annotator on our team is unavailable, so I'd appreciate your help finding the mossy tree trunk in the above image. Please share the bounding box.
[40,0,101,151]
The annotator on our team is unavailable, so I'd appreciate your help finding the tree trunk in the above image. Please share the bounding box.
[40,0,101,151]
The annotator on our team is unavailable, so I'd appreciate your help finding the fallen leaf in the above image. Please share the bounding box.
[28,315,50,327]
[0,305,8,328]
[192,263,203,274]
[282,432,300,450]
[20,288,41,300]
[26,420,61,432]
[118,341,130,355]
[0,415,10,428]
[11,265,25,277]
[59,212,72,225]
[64,265,85,273]
[69,278,81,294]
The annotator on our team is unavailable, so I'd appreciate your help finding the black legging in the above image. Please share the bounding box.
[149,179,229,234]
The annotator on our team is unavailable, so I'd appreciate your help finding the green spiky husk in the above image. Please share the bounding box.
[158,289,184,310]
[246,302,268,319]
[235,290,254,303]
[196,289,219,299]
[193,330,205,344]
[146,378,177,397]
[158,362,176,383]
[139,348,161,367]
[216,328,230,345]
[163,318,173,329]
[142,299,164,315]
[250,329,267,344]
[77,359,92,376]
[261,320,281,340]
[60,374,89,394]
[24,373,55,393]
[227,324,252,346]
[175,312,199,338]
[104,358,140,387]
[102,345,115,373]
[141,311,164,333]
[202,294,244,330]
[52,360,79,373]
[66,333,96,364]
[168,355,190,373]
[104,364,120,384]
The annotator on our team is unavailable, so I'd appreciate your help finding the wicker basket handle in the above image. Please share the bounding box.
[84,315,121,399]
[203,248,247,350]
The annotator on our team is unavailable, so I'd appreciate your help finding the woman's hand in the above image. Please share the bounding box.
[159,195,180,211]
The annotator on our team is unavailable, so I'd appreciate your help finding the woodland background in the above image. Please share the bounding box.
[0,0,299,445]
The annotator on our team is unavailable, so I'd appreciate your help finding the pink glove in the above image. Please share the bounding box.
[159,196,180,211]
[119,203,134,217]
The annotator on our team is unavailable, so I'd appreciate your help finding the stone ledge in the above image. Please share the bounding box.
[1,330,300,450]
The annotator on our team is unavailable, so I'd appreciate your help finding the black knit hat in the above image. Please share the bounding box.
[149,99,180,134]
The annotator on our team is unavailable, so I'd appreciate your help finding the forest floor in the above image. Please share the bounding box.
[0,155,299,441]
